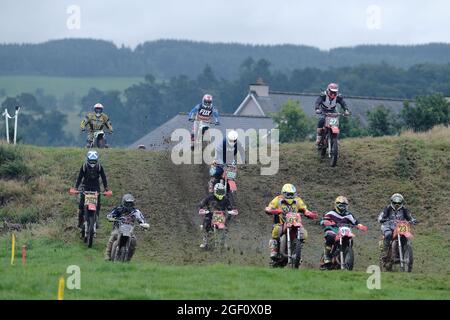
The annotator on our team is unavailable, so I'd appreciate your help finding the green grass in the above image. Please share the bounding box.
[0,127,449,299]
[0,237,448,300]
[0,75,144,99]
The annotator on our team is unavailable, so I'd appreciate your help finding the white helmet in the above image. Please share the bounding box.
[86,150,99,168]
[93,103,104,116]
[227,130,238,144]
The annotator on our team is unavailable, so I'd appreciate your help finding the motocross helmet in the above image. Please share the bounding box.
[122,194,135,211]
[390,193,404,211]
[202,94,213,108]
[227,130,238,145]
[93,103,104,116]
[326,83,339,99]
[281,184,297,205]
[86,150,99,168]
[213,183,226,201]
[335,196,349,214]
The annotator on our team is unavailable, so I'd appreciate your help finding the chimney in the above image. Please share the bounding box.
[249,78,269,97]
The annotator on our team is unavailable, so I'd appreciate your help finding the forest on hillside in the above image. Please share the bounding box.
[3,39,450,79]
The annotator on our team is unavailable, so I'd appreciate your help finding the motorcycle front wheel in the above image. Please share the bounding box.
[330,134,339,167]
[86,212,95,248]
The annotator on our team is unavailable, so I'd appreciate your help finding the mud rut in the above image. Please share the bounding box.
[111,151,270,266]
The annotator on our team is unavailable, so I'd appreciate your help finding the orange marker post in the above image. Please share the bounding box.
[22,245,26,265]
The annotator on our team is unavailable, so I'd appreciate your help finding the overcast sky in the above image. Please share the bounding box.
[1,0,449,49]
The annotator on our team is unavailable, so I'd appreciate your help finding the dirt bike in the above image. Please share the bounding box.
[380,219,417,272]
[209,163,238,206]
[88,129,112,148]
[318,112,348,167]
[108,215,149,262]
[199,208,238,250]
[268,209,318,269]
[69,188,112,248]
[320,221,368,270]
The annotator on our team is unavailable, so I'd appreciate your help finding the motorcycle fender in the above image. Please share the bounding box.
[331,126,340,134]
[88,204,97,211]
[228,180,237,191]
[403,232,413,238]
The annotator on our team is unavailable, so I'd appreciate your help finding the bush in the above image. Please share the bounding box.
[0,207,40,225]
[0,144,28,179]
[367,105,399,137]
[401,93,450,132]
[271,100,315,143]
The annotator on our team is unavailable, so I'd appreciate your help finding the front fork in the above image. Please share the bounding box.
[398,234,404,269]
[340,237,344,270]
[287,227,301,264]
[328,132,332,158]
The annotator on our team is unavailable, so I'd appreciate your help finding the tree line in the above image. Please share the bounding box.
[3,39,450,79]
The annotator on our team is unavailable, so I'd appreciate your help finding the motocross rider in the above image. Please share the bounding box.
[377,193,417,261]
[104,194,149,261]
[314,83,351,147]
[80,103,113,148]
[208,130,245,195]
[198,183,237,249]
[264,184,318,265]
[74,150,109,231]
[188,94,220,150]
[320,196,367,269]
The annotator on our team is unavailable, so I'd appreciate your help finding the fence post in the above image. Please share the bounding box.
[13,106,20,145]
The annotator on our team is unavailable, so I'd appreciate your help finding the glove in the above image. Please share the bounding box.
[344,110,351,116]
[188,118,194,122]
[315,109,322,114]
[357,224,368,231]
[215,121,220,126]
[305,211,318,219]
[411,219,418,225]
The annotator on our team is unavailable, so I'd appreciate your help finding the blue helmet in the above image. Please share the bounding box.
[86,150,99,168]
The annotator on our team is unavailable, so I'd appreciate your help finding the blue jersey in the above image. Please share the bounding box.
[188,103,219,122]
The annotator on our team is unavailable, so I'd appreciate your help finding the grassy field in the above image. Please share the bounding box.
[0,127,449,299]
[0,75,144,99]
[0,237,448,300]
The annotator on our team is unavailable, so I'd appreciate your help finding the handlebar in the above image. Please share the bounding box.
[322,112,350,117]
[107,217,149,229]
[69,188,112,197]
[198,209,238,215]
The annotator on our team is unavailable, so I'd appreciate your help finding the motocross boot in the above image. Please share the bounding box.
[77,210,83,229]
[269,239,279,260]
[200,233,209,249]
[320,246,332,270]
[315,128,323,149]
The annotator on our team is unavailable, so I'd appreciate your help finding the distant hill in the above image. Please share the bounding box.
[2,39,450,79]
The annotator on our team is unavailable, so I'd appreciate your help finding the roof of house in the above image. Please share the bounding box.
[129,113,275,150]
[236,90,411,125]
